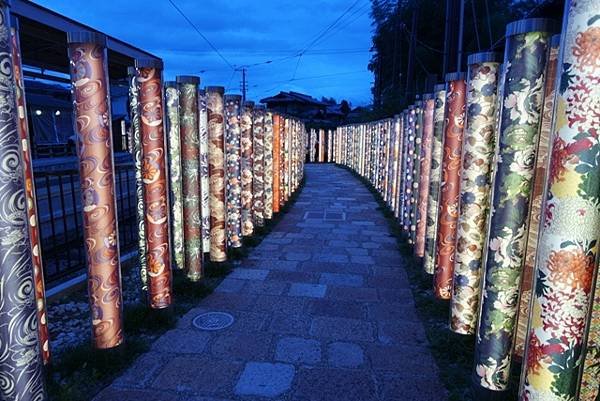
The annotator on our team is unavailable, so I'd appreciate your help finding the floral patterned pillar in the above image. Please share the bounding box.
[206,86,227,262]
[433,72,467,299]
[393,116,404,218]
[403,109,416,233]
[450,52,502,334]
[319,128,325,162]
[67,31,123,348]
[471,18,556,396]
[272,114,281,214]
[328,129,333,162]
[177,76,202,280]
[399,111,411,230]
[415,95,436,257]
[0,11,46,397]
[514,34,560,357]
[198,89,211,254]
[10,22,50,364]
[224,95,242,249]
[264,111,274,219]
[252,106,265,227]
[410,103,424,245]
[128,68,148,288]
[164,82,184,271]
[240,101,254,236]
[136,60,172,308]
[519,6,600,400]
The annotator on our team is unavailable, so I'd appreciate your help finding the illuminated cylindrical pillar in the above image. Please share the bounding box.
[520,7,598,400]
[472,18,556,396]
[402,109,416,233]
[67,31,123,348]
[136,60,172,308]
[252,106,265,227]
[128,67,148,289]
[198,89,211,254]
[415,95,435,257]
[328,129,333,162]
[410,103,424,245]
[164,81,184,271]
[0,10,46,398]
[398,111,410,229]
[264,111,274,220]
[433,72,467,299]
[177,76,202,280]
[10,21,50,365]
[272,114,281,214]
[224,94,242,249]
[207,86,227,262]
[450,52,502,334]
[240,101,254,236]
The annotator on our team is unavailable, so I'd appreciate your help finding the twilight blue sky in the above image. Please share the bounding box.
[35,0,374,106]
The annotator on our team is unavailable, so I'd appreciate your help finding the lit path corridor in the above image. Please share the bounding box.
[94,164,448,401]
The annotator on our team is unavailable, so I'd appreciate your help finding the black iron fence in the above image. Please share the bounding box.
[34,163,138,284]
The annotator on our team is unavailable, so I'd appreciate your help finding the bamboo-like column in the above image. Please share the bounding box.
[198,89,211,254]
[177,76,202,280]
[252,106,265,227]
[164,82,184,270]
[410,103,424,245]
[136,60,172,308]
[393,116,404,219]
[264,111,274,220]
[272,114,281,214]
[224,94,242,249]
[10,21,50,365]
[402,109,416,232]
[520,6,599,400]
[67,31,123,348]
[433,72,467,299]
[472,18,556,396]
[240,101,254,236]
[207,86,227,262]
[328,129,333,162]
[0,9,46,399]
[399,111,411,230]
[415,95,435,257]
[128,67,148,289]
[450,52,501,334]
[280,116,287,206]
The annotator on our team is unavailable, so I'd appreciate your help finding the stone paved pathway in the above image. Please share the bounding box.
[94,164,448,401]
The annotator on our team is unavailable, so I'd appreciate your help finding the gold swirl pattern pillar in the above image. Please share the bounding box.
[164,81,184,270]
[240,101,254,236]
[252,106,265,227]
[415,95,435,258]
[207,86,227,262]
[0,9,46,398]
[136,59,172,308]
[128,67,148,288]
[450,52,502,335]
[264,111,274,220]
[10,21,50,365]
[177,76,202,280]
[199,89,211,254]
[224,94,242,249]
[67,31,123,349]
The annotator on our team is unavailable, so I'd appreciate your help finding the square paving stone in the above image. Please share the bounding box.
[210,332,274,361]
[367,303,420,322]
[200,293,257,311]
[244,259,299,271]
[268,312,312,336]
[268,270,319,283]
[292,367,377,401]
[378,371,448,401]
[254,295,307,315]
[112,352,169,388]
[367,344,439,376]
[243,280,288,295]
[94,388,178,401]
[289,283,327,298]
[350,255,375,264]
[235,362,295,398]
[308,299,366,320]
[151,329,210,354]
[367,275,409,289]
[214,278,246,293]
[327,287,379,302]
[319,272,364,287]
[285,252,313,261]
[327,342,364,368]
[275,337,321,365]
[229,268,270,281]
[309,317,375,342]
[378,321,428,346]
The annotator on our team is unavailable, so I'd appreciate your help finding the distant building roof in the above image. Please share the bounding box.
[260,91,327,107]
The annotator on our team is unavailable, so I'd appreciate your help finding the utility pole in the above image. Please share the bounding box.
[456,0,465,72]
[240,67,247,103]
[442,0,460,76]
[405,6,418,101]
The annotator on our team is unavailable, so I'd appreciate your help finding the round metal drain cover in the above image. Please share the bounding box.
[192,312,234,331]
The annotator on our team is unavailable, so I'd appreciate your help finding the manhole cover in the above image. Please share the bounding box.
[192,312,234,331]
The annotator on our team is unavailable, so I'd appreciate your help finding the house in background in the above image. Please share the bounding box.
[260,91,327,119]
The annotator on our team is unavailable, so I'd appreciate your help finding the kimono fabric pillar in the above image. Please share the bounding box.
[393,116,404,218]
[129,68,148,285]
[199,89,211,254]
[0,7,46,399]
[164,81,184,270]
[403,109,416,233]
[264,112,274,220]
[136,59,172,308]
[415,95,435,257]
[207,86,227,262]
[520,4,600,400]
[67,31,123,348]
[410,105,424,245]
[513,34,560,358]
[240,101,254,236]
[279,117,287,206]
[450,52,502,335]
[472,18,556,396]
[272,114,281,214]
[10,21,50,364]
[224,95,242,249]
[177,76,202,280]
[398,112,409,227]
[252,106,265,227]
[433,72,467,300]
